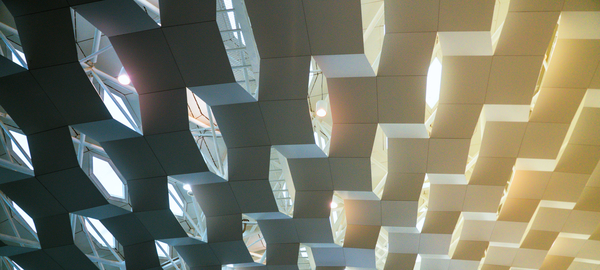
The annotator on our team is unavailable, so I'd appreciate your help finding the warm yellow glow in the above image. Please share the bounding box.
[316,108,327,117]
[330,201,338,208]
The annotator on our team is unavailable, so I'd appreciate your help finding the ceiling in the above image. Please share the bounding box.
[0,0,599,270]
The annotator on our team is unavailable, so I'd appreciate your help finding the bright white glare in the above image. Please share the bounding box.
[240,32,246,45]
[85,217,115,248]
[92,156,125,199]
[9,131,32,170]
[227,11,237,30]
[103,91,135,130]
[426,58,442,108]
[11,50,26,67]
[301,252,308,258]
[315,100,327,117]
[12,261,23,270]
[168,184,184,216]
[12,202,36,232]
[117,74,131,85]
[330,201,338,208]
[416,216,425,232]
[183,184,192,192]
[320,137,326,148]
[316,108,327,117]
[224,0,233,9]
[314,132,319,147]
[156,241,169,257]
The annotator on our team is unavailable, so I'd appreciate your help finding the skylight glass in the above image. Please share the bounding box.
[426,58,443,108]
[9,131,32,170]
[11,50,26,68]
[156,241,169,257]
[92,156,125,199]
[168,183,184,216]
[12,261,23,270]
[12,202,36,232]
[103,91,135,130]
[85,217,116,248]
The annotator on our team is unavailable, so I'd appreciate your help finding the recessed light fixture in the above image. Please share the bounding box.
[316,100,327,117]
[117,67,131,85]
[330,201,338,208]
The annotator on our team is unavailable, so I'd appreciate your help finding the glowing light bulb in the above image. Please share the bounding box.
[118,74,131,85]
[183,184,192,192]
[316,100,327,117]
[330,201,338,208]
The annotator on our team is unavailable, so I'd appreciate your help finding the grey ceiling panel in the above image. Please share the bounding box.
[388,138,429,174]
[2,0,68,17]
[311,247,345,266]
[257,219,299,244]
[293,191,333,218]
[73,203,130,220]
[258,56,311,101]
[211,103,271,148]
[245,0,311,58]
[0,167,32,184]
[35,213,73,249]
[228,146,271,181]
[11,250,64,270]
[382,173,426,201]
[329,158,371,191]
[274,144,327,159]
[31,62,111,125]
[267,243,300,265]
[72,119,142,143]
[287,158,333,191]
[294,218,335,244]
[384,253,417,270]
[259,100,314,145]
[37,167,109,213]
[0,243,37,257]
[159,0,215,27]
[109,29,185,94]
[0,178,66,219]
[13,8,77,68]
[378,32,436,76]
[123,241,161,270]
[302,0,363,55]
[268,265,299,270]
[230,180,279,214]
[327,77,378,124]
[101,137,166,180]
[343,248,376,268]
[207,214,242,242]
[128,177,168,211]
[101,213,154,246]
[0,72,67,135]
[209,240,253,264]
[175,243,220,267]
[73,0,158,37]
[343,224,380,249]
[191,182,241,217]
[45,244,98,270]
[0,56,26,77]
[377,76,427,124]
[170,171,227,186]
[385,0,440,33]
[329,124,377,158]
[145,131,208,176]
[139,88,189,135]
[27,126,78,175]
[163,22,235,87]
[135,210,188,241]
[190,83,256,107]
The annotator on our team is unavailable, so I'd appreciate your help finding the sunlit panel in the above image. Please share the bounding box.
[9,131,32,170]
[85,217,116,248]
[12,202,36,232]
[103,91,135,130]
[426,58,442,108]
[92,156,125,199]
[168,183,184,216]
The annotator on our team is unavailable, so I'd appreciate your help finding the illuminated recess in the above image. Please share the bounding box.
[426,58,443,108]
[9,131,32,170]
[12,202,36,232]
[85,217,116,248]
[92,156,125,199]
[156,241,170,257]
[168,183,184,216]
[103,91,135,130]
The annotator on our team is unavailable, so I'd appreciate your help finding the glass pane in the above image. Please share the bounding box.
[92,156,125,199]
[426,58,443,108]
[156,241,169,257]
[168,184,184,216]
[9,131,32,170]
[11,50,26,67]
[85,217,115,248]
[103,91,135,130]
[12,202,36,232]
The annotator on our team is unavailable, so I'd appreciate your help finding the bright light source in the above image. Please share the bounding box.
[156,241,169,257]
[426,58,442,108]
[9,131,32,170]
[103,91,135,130]
[92,156,125,199]
[316,100,327,117]
[85,217,116,248]
[330,201,338,208]
[168,183,184,216]
[11,50,26,68]
[12,202,36,232]
[301,251,308,257]
[183,184,192,192]
[117,67,130,85]
[12,261,23,270]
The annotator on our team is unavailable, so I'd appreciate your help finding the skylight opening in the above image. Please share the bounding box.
[102,91,135,130]
[85,217,116,248]
[168,183,184,216]
[91,156,125,199]
[156,241,170,257]
[12,202,36,232]
[11,50,26,68]
[426,58,442,108]
[11,261,23,270]
[9,131,32,170]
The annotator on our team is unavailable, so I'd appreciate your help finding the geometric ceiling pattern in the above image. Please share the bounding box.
[0,1,598,270]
